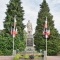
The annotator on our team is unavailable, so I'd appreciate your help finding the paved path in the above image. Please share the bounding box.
[47,56,60,60]
[0,56,13,60]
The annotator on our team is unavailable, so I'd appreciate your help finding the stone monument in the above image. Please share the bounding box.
[27,20,32,35]
[25,20,35,53]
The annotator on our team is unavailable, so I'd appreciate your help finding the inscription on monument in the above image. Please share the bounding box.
[27,38,33,46]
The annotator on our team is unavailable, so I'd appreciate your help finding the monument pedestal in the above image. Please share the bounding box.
[25,35,35,54]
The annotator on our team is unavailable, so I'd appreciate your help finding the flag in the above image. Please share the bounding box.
[44,29,50,38]
[11,28,17,38]
[43,17,50,38]
[47,29,50,35]
[43,28,48,38]
[11,15,17,38]
[12,28,17,38]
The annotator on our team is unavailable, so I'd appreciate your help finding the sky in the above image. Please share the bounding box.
[0,0,60,33]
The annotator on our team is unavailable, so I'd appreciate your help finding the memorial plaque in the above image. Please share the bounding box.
[27,38,33,46]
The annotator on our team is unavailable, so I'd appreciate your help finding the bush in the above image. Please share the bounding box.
[0,50,3,55]
[24,54,29,59]
[34,54,44,58]
[13,54,22,60]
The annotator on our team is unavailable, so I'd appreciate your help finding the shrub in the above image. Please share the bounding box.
[13,54,22,60]
[0,50,3,55]
[24,54,29,59]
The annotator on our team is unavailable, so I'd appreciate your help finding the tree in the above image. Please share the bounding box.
[0,0,25,55]
[34,0,60,55]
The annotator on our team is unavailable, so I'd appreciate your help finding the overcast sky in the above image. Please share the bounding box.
[0,0,60,33]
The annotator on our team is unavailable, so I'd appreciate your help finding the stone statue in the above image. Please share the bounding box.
[25,20,35,53]
[27,20,32,35]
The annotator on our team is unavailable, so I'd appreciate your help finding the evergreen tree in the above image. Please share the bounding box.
[34,0,60,55]
[0,0,25,55]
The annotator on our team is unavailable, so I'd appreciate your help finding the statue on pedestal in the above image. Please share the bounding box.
[25,20,35,53]
[27,20,32,35]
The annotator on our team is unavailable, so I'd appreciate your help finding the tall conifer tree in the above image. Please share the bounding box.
[34,0,60,55]
[4,0,24,40]
[0,0,25,55]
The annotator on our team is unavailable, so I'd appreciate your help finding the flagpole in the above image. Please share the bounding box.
[46,37,47,56]
[13,15,16,55]
[11,15,17,55]
[13,37,14,55]
[43,17,50,60]
[45,16,47,60]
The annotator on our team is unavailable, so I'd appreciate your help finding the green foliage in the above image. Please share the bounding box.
[0,0,25,55]
[34,53,43,58]
[34,0,60,55]
[13,53,43,60]
[14,54,29,59]
[0,32,13,55]
[0,50,3,55]
[13,54,22,60]
[4,0,25,40]
[24,54,29,59]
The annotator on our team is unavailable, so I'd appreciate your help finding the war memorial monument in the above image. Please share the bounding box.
[25,20,35,54]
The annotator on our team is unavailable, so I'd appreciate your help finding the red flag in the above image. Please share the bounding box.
[43,17,50,38]
[47,29,50,35]
[11,15,17,38]
[43,29,50,38]
[11,28,17,38]
[12,28,17,38]
[45,29,49,38]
